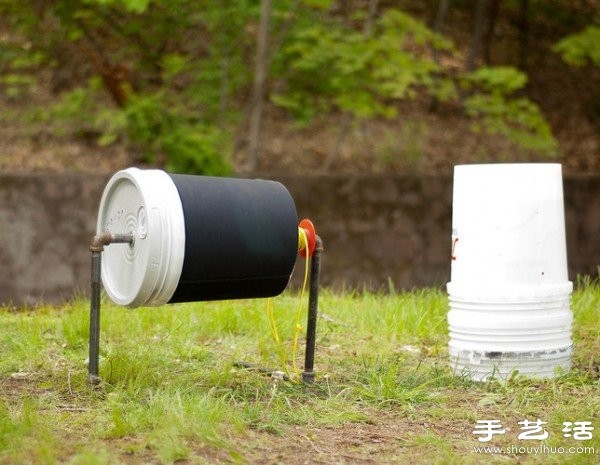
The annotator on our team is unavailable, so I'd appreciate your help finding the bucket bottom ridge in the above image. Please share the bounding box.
[447,293,573,381]
[449,345,573,381]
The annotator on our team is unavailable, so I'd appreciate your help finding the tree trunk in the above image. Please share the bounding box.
[433,0,450,53]
[217,0,230,127]
[218,53,230,127]
[518,0,529,71]
[246,0,272,171]
[362,0,380,35]
[466,0,487,71]
[483,0,500,65]
[429,0,450,112]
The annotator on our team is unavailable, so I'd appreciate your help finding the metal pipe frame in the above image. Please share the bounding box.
[302,235,323,384]
[88,232,323,386]
[88,232,134,385]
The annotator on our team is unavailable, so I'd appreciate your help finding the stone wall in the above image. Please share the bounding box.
[0,174,105,306]
[280,175,453,291]
[0,173,598,306]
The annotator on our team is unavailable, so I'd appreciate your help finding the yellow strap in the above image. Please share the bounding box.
[291,228,310,377]
[266,227,310,381]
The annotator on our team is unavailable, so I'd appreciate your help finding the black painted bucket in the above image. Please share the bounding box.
[97,168,298,307]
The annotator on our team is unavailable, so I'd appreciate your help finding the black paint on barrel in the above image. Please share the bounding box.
[168,175,298,302]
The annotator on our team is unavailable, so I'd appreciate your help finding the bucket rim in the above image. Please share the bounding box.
[447,281,573,302]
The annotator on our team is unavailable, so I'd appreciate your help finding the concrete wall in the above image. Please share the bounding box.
[0,174,106,306]
[0,172,598,306]
[283,175,453,291]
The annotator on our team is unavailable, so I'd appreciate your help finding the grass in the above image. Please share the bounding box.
[0,280,598,464]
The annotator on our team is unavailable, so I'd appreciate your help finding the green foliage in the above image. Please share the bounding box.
[464,66,528,94]
[0,73,36,98]
[0,34,44,98]
[0,0,570,167]
[273,8,454,122]
[463,66,559,157]
[37,77,124,142]
[302,0,333,9]
[272,6,556,158]
[1,0,248,174]
[553,25,600,67]
[161,124,232,175]
[91,0,153,14]
[35,79,232,175]
[123,93,232,175]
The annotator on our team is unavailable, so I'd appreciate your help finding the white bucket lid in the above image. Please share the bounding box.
[97,168,185,307]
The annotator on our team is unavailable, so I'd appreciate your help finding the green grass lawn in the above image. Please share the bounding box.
[1,279,598,464]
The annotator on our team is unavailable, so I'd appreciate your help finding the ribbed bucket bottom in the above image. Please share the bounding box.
[449,345,572,381]
[447,291,573,381]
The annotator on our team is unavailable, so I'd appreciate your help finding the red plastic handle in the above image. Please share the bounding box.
[298,219,317,258]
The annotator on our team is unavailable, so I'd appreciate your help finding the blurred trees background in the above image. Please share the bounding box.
[0,0,598,174]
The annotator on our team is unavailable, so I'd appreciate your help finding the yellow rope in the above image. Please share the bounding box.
[291,228,310,377]
[266,297,280,345]
[266,227,310,381]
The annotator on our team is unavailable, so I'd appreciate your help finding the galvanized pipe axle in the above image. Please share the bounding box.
[88,232,134,385]
[88,225,322,385]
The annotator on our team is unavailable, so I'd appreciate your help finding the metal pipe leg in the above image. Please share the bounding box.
[302,236,322,384]
[89,250,102,385]
[88,231,133,386]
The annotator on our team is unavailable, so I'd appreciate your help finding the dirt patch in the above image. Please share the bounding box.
[237,412,475,465]
[242,420,413,465]
[0,372,49,400]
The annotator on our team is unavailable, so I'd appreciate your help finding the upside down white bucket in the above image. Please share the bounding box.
[447,164,573,381]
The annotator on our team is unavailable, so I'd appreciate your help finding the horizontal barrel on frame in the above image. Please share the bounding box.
[168,174,298,302]
[97,168,298,307]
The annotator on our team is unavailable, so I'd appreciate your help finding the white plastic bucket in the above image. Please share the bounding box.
[447,164,573,381]
[98,168,186,307]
